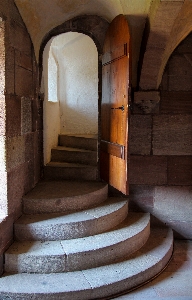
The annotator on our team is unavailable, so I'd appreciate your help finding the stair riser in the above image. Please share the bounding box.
[59,135,97,151]
[51,149,97,165]
[5,220,150,274]
[0,229,173,300]
[23,185,108,214]
[14,204,128,241]
[44,166,97,181]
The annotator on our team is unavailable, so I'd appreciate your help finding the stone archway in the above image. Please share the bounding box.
[39,15,109,164]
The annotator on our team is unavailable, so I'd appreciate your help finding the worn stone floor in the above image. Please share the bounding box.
[113,240,192,300]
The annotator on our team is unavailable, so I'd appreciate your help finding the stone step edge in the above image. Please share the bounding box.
[52,146,97,153]
[0,228,173,300]
[5,213,150,273]
[46,162,97,168]
[23,182,108,214]
[14,199,128,241]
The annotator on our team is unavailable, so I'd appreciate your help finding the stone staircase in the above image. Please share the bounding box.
[44,134,98,181]
[0,135,174,299]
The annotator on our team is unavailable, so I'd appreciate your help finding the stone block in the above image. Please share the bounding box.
[153,186,192,221]
[32,98,43,131]
[0,254,3,276]
[129,155,167,185]
[160,91,192,114]
[168,55,192,91]
[9,20,31,54]
[129,185,154,212]
[168,156,192,185]
[15,65,33,97]
[153,115,192,155]
[6,94,21,137]
[24,160,35,194]
[0,96,6,136]
[140,47,164,90]
[0,136,6,171]
[15,49,32,71]
[7,163,26,215]
[0,215,13,254]
[25,133,34,163]
[5,46,15,95]
[169,220,192,240]
[0,171,7,217]
[21,96,32,134]
[129,115,152,155]
[6,135,25,171]
[0,19,5,96]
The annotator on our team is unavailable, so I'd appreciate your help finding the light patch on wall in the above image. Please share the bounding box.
[48,49,58,102]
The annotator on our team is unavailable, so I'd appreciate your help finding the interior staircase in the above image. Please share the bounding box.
[0,135,174,299]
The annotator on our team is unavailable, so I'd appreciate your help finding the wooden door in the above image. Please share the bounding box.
[100,14,131,195]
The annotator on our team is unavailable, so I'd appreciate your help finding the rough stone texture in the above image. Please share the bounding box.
[129,115,152,155]
[6,135,25,171]
[0,96,6,136]
[7,163,26,215]
[5,46,15,95]
[129,155,167,185]
[0,19,5,97]
[9,20,31,54]
[0,0,42,257]
[168,156,192,185]
[15,49,32,71]
[160,91,192,114]
[6,94,21,137]
[134,91,160,114]
[21,96,32,134]
[153,115,192,155]
[0,215,14,272]
[168,54,192,91]
[0,171,8,217]
[15,65,33,97]
[129,185,154,212]
[152,186,192,239]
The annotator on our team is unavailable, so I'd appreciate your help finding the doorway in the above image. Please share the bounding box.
[42,32,98,165]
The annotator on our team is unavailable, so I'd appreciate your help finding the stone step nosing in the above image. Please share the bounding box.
[0,228,173,299]
[5,213,150,273]
[23,183,108,214]
[14,200,128,241]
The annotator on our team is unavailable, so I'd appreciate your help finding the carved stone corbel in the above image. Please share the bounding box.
[134,91,160,114]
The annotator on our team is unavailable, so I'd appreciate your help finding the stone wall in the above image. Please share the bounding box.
[0,0,42,274]
[129,33,192,239]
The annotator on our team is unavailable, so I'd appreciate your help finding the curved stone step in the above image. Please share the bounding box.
[23,180,108,214]
[44,162,97,180]
[0,228,173,300]
[51,146,97,165]
[59,134,97,151]
[5,213,150,274]
[14,198,128,241]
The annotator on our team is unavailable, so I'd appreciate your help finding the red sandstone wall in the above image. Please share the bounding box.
[129,33,192,239]
[0,0,43,274]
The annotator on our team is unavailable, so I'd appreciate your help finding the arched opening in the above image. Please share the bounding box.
[42,32,98,165]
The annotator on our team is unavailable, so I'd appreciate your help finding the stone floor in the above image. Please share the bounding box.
[113,240,192,300]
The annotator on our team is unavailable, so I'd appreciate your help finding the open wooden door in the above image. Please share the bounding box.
[100,14,131,195]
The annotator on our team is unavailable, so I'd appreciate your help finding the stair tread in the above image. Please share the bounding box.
[23,180,108,214]
[23,180,107,201]
[60,134,97,139]
[5,213,150,273]
[14,198,128,241]
[0,228,173,299]
[46,162,97,168]
[52,146,96,153]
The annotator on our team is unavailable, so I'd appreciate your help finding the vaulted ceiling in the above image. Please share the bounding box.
[14,0,192,89]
